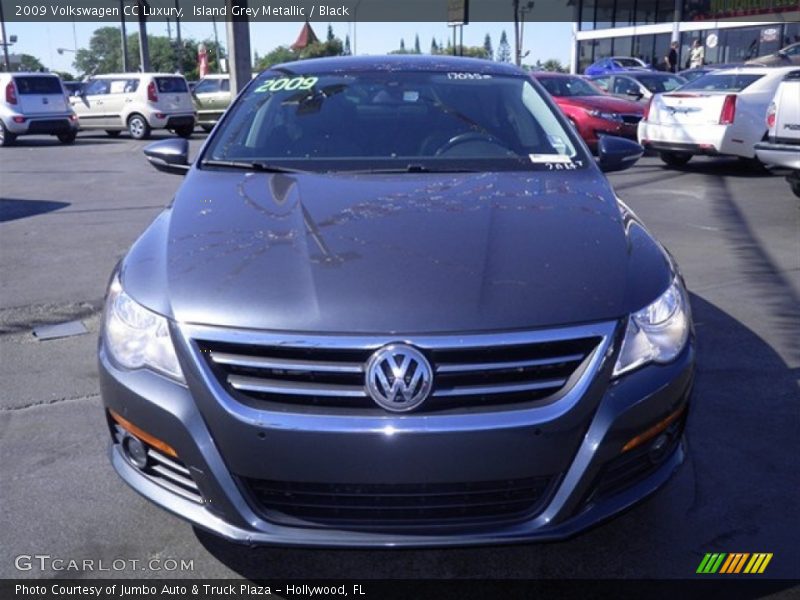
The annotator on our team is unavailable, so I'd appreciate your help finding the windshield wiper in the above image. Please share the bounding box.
[341,164,480,174]
[201,159,307,174]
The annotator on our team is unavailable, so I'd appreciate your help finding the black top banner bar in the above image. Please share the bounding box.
[2,0,579,22]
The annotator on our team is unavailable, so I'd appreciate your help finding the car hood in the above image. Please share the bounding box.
[121,168,672,333]
[557,95,644,114]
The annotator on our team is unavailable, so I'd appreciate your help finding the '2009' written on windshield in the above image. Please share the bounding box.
[254,76,319,93]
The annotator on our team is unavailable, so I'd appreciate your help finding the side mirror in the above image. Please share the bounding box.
[597,136,643,173]
[143,138,190,176]
[626,89,644,99]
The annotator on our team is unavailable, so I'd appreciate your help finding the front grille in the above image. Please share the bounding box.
[27,119,71,133]
[243,476,553,529]
[196,331,602,413]
[621,114,642,125]
[111,423,202,503]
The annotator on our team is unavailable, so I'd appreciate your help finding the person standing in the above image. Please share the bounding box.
[665,41,679,73]
[689,39,705,69]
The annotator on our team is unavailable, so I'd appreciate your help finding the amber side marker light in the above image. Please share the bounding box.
[621,405,687,453]
[109,409,178,458]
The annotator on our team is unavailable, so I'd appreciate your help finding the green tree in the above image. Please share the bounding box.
[541,59,566,73]
[255,46,295,70]
[327,24,335,43]
[496,30,511,63]
[430,38,438,54]
[483,34,493,61]
[344,34,351,55]
[18,54,45,71]
[414,34,421,54]
[74,26,124,75]
[52,70,75,81]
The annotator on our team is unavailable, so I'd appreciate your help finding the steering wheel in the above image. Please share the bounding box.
[434,132,508,156]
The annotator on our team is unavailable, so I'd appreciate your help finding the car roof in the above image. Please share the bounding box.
[269,54,524,77]
[712,65,800,76]
[93,73,187,78]
[530,72,578,78]
[9,72,61,77]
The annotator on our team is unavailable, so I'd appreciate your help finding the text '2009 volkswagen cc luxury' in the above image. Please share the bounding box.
[99,56,694,547]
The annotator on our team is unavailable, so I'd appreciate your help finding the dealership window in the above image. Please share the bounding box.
[595,37,613,61]
[633,34,655,64]
[580,0,597,30]
[578,40,594,72]
[758,26,782,56]
[635,0,658,24]
[720,26,762,63]
[614,36,633,59]
[595,0,614,29]
[615,0,635,26]
[653,33,672,70]
[785,23,800,46]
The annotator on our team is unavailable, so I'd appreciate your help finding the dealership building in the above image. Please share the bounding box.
[571,0,800,73]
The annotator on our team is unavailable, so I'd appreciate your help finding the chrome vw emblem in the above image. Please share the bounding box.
[365,344,433,412]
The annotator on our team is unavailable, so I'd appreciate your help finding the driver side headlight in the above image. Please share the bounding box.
[613,278,691,377]
[103,275,185,382]
[588,109,623,122]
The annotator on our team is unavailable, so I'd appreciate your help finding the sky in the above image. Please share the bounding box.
[5,20,574,74]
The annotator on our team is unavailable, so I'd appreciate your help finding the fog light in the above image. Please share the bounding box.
[648,433,670,464]
[155,112,166,119]
[122,434,149,469]
[12,116,25,123]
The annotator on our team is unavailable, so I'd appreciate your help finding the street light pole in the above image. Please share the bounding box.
[119,0,130,71]
[137,0,151,72]
[0,0,11,72]
[174,0,183,72]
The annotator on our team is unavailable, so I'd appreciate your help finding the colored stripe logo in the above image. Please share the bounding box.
[697,553,773,574]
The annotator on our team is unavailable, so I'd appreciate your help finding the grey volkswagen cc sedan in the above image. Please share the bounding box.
[99,55,694,547]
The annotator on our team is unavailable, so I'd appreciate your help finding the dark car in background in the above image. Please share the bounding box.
[747,41,800,66]
[99,55,693,547]
[534,72,644,151]
[590,71,687,103]
[678,63,743,83]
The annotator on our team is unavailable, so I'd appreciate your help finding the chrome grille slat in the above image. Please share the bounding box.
[150,464,198,490]
[229,374,367,398]
[210,351,363,373]
[436,353,584,373]
[433,378,567,398]
[146,448,191,477]
[192,323,613,413]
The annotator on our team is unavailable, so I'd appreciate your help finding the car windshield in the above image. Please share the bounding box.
[204,69,584,172]
[538,76,603,97]
[615,58,642,67]
[635,74,685,93]
[680,73,764,92]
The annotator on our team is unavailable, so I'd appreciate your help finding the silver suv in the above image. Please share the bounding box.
[755,69,800,197]
[0,72,79,147]
[70,73,196,140]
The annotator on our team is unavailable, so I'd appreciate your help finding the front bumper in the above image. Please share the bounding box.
[99,324,694,547]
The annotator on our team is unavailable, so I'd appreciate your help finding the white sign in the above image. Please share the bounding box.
[706,33,718,49]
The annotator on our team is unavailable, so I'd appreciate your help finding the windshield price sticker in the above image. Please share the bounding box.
[446,72,493,80]
[254,76,318,93]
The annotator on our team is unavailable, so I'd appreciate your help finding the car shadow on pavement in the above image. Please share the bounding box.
[0,198,70,223]
[193,294,799,582]
[655,156,776,179]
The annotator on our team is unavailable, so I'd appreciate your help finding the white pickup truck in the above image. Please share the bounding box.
[755,69,800,198]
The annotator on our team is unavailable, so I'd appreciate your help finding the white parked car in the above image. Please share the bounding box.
[70,73,196,140]
[0,72,79,147]
[755,69,800,198]
[638,66,799,167]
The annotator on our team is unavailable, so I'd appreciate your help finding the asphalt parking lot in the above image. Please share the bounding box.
[1,131,798,581]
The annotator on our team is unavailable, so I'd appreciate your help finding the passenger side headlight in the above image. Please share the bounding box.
[103,275,185,382]
[588,109,623,122]
[613,278,691,377]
